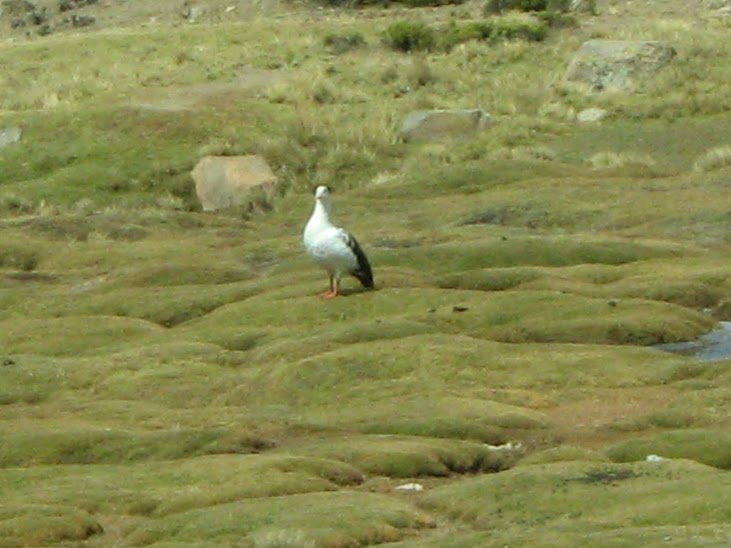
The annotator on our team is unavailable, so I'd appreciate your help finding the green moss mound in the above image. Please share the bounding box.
[605,429,731,470]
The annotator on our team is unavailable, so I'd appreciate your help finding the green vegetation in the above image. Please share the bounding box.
[484,0,584,15]
[384,16,548,53]
[384,21,437,52]
[0,0,730,546]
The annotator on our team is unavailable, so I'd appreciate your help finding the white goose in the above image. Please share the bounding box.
[303,186,374,298]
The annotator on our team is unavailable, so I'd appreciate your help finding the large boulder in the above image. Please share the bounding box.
[191,155,278,212]
[564,40,676,91]
[400,109,492,143]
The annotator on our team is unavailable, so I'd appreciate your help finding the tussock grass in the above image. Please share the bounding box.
[589,151,657,170]
[2,1,731,546]
[517,445,610,466]
[125,491,435,546]
[0,454,365,524]
[0,427,248,467]
[418,460,731,545]
[439,257,731,311]
[0,315,163,356]
[279,435,515,477]
[605,429,731,469]
[692,144,731,173]
[0,505,103,547]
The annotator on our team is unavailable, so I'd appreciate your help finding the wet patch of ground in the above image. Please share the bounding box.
[655,322,731,362]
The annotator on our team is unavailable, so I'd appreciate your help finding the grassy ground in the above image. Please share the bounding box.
[1,0,730,546]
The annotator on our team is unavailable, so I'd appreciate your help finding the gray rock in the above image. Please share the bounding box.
[182,2,206,22]
[565,40,677,91]
[1,0,36,17]
[59,0,99,12]
[0,127,22,149]
[191,155,279,212]
[70,13,95,27]
[400,108,492,143]
[570,0,597,14]
[576,107,608,123]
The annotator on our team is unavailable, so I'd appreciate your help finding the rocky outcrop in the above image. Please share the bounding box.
[400,109,493,143]
[565,40,676,91]
[191,155,279,212]
[1,0,96,34]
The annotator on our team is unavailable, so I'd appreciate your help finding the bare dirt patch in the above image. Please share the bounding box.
[543,386,679,448]
[127,66,290,112]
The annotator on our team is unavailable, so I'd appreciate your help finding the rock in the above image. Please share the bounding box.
[485,441,522,452]
[646,454,666,463]
[1,0,36,17]
[58,0,98,12]
[576,107,608,123]
[565,40,677,91]
[70,13,94,26]
[182,2,206,22]
[0,127,22,149]
[570,0,596,14]
[400,108,492,143]
[191,155,279,212]
[2,0,51,31]
[395,482,424,492]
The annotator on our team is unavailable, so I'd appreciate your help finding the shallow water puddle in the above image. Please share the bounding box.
[654,321,731,362]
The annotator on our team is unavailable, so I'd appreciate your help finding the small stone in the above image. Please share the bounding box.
[646,454,665,463]
[452,305,468,312]
[395,483,424,492]
[70,13,94,26]
[577,107,608,123]
[485,441,522,452]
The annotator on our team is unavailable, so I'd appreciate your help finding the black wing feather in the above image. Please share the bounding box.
[345,233,374,288]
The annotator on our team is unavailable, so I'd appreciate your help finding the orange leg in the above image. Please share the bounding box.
[319,274,340,299]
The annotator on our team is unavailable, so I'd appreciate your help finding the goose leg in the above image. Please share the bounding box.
[320,273,338,299]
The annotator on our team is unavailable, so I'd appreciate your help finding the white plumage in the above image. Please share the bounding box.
[303,186,374,298]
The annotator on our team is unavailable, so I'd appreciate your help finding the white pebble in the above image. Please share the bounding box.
[395,483,424,492]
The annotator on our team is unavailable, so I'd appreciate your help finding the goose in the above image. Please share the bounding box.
[303,186,374,298]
